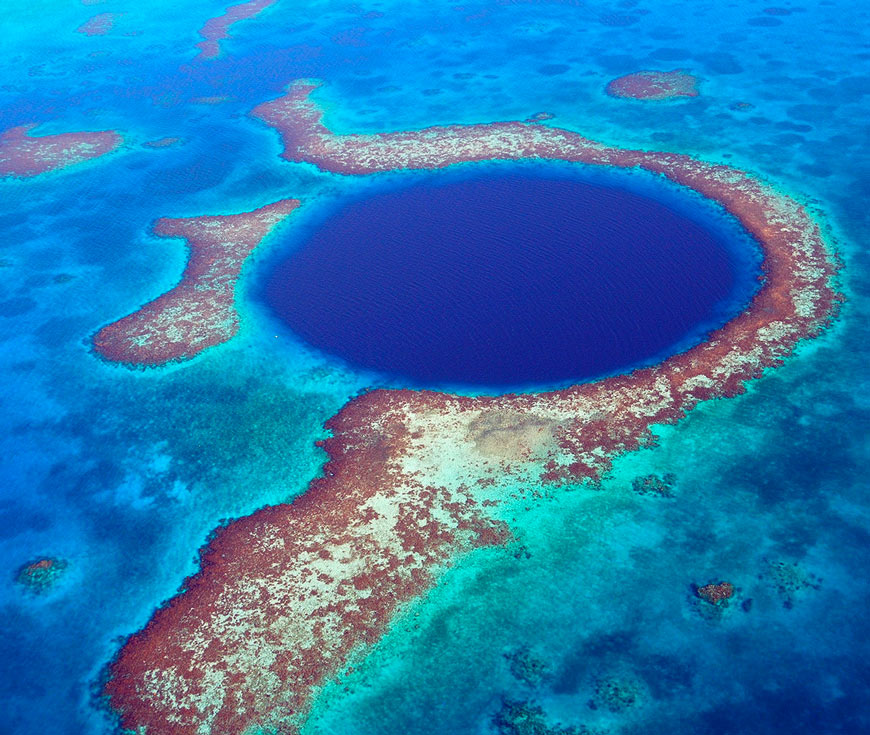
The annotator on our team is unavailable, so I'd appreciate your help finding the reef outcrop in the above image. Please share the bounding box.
[763,559,821,608]
[494,699,591,735]
[696,581,735,605]
[606,70,699,100]
[631,473,677,497]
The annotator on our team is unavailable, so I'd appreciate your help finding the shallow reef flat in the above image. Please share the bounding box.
[92,199,300,366]
[0,124,121,178]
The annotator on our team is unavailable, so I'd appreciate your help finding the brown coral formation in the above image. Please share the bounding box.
[92,199,299,366]
[0,123,121,178]
[605,70,699,100]
[696,581,735,605]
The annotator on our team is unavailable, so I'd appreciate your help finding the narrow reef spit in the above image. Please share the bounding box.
[194,0,279,60]
[104,80,841,735]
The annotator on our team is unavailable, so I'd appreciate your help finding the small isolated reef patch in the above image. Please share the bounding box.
[762,559,822,608]
[590,673,646,713]
[691,580,739,621]
[15,557,69,593]
[505,646,552,688]
[606,70,699,100]
[76,12,118,36]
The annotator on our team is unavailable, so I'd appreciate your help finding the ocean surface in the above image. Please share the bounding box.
[1,1,868,734]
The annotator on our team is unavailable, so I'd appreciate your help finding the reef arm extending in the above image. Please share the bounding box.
[92,199,299,367]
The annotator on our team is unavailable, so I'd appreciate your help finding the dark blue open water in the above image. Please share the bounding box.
[263,171,760,388]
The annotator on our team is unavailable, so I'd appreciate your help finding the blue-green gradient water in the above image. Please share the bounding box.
[1,2,868,734]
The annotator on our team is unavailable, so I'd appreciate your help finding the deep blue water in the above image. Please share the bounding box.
[263,172,759,388]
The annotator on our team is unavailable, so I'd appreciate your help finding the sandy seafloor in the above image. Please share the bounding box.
[0,1,868,734]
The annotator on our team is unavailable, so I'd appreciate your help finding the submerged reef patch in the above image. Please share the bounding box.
[15,557,69,593]
[590,673,646,712]
[93,199,299,366]
[142,136,182,149]
[76,12,118,36]
[762,559,821,608]
[494,699,593,735]
[0,124,121,178]
[631,473,677,497]
[606,70,699,100]
[105,80,841,735]
[505,646,552,688]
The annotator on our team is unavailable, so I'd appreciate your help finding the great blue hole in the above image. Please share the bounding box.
[260,167,761,390]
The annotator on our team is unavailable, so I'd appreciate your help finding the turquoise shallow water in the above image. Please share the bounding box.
[0,2,867,734]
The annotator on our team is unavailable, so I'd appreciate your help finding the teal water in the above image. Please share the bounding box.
[0,2,867,734]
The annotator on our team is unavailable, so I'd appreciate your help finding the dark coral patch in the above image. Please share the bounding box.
[15,557,69,593]
[606,69,698,100]
[748,16,784,26]
[494,700,590,735]
[505,646,552,687]
[763,559,821,608]
[696,581,735,605]
[631,473,676,498]
[538,64,570,76]
[591,675,645,712]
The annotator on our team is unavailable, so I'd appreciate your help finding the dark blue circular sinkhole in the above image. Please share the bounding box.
[262,169,761,390]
